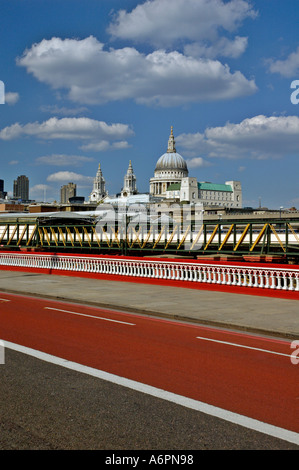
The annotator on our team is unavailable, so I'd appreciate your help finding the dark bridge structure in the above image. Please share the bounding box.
[0,211,299,263]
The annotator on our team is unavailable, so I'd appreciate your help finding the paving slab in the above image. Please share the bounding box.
[0,270,298,339]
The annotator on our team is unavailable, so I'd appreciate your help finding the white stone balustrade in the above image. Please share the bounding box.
[0,252,298,292]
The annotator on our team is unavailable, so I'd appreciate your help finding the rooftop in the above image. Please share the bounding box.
[166,182,233,192]
[198,182,233,192]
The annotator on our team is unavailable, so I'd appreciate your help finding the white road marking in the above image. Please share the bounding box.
[43,306,135,326]
[196,335,292,358]
[3,340,299,446]
[0,298,10,302]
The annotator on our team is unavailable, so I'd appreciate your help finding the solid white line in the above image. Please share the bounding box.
[3,340,299,446]
[196,336,292,358]
[43,306,135,326]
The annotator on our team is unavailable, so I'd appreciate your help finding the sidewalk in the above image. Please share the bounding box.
[0,270,298,339]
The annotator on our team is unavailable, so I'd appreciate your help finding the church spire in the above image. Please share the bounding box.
[97,163,102,175]
[167,126,176,153]
[121,160,137,197]
[89,162,107,202]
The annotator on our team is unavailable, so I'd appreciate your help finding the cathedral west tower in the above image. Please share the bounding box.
[89,163,107,203]
[121,160,137,197]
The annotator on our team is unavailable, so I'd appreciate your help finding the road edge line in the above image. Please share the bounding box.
[3,340,299,447]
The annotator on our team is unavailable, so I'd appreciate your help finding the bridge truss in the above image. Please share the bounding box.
[0,215,298,261]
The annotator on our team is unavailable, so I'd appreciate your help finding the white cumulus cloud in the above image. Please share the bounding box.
[184,36,248,59]
[36,154,94,167]
[17,36,257,107]
[176,115,299,159]
[0,116,134,151]
[5,92,20,105]
[47,171,93,185]
[268,46,299,78]
[108,0,257,57]
[186,157,212,168]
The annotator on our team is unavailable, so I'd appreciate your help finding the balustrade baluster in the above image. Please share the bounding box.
[0,253,298,295]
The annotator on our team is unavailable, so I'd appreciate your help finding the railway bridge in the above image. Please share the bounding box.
[0,211,298,263]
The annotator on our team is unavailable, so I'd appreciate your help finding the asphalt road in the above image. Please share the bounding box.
[1,292,298,450]
[2,348,298,451]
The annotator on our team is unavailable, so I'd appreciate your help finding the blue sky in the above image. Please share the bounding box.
[0,0,299,208]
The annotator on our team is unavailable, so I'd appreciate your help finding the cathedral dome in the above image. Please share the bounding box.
[154,126,188,175]
[155,151,188,172]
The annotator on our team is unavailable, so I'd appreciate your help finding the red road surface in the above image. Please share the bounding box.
[0,292,298,434]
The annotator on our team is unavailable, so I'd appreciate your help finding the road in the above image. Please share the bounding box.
[0,292,299,450]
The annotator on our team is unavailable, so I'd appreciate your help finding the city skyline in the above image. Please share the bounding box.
[1,0,299,209]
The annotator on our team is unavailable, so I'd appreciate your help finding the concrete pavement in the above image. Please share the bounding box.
[0,270,298,339]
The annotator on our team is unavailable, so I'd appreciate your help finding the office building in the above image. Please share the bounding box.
[13,175,29,201]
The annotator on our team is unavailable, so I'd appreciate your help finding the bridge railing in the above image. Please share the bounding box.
[0,251,299,292]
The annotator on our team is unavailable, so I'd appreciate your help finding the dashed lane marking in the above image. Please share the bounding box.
[196,335,292,358]
[44,306,136,326]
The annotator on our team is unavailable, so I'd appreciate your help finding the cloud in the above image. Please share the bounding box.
[30,184,52,194]
[40,104,88,115]
[186,157,212,168]
[17,36,257,107]
[5,92,19,105]
[108,0,256,56]
[81,141,131,151]
[176,115,299,159]
[0,116,134,150]
[47,171,93,186]
[36,154,94,167]
[184,36,248,59]
[29,183,59,202]
[268,46,299,78]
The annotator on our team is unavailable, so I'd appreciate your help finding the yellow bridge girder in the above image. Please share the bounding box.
[0,219,298,257]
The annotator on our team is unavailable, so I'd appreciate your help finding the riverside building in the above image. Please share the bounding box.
[89,127,242,209]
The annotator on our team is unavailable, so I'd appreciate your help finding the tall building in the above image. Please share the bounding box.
[60,182,76,204]
[0,179,4,198]
[13,175,29,201]
[89,163,107,203]
[121,160,137,197]
[0,178,7,198]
